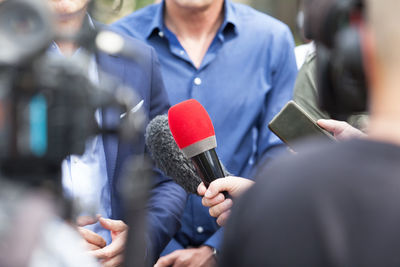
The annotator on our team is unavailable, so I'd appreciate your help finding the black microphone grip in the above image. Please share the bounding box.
[190,148,230,199]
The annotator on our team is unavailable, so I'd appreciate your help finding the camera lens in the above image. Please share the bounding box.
[0,0,54,66]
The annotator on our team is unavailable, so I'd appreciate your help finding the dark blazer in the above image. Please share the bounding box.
[96,31,186,259]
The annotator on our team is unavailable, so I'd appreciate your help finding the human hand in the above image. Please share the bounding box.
[197,176,254,226]
[317,119,366,141]
[76,215,106,251]
[154,246,216,267]
[88,217,128,267]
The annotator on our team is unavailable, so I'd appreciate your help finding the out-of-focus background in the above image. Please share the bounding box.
[95,0,300,42]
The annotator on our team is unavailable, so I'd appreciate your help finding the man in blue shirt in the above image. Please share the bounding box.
[114,0,297,266]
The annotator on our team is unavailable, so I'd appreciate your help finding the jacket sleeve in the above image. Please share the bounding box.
[146,48,187,260]
[293,53,330,121]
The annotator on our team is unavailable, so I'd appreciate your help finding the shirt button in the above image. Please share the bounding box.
[194,77,202,85]
[179,50,185,56]
[197,226,204,234]
[158,31,164,38]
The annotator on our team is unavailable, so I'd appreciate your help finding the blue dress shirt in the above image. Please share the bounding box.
[114,0,297,252]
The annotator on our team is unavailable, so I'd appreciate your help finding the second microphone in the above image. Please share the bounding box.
[168,99,227,188]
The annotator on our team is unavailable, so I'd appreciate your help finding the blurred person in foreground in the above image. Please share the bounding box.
[114,1,297,265]
[48,0,186,265]
[199,0,400,265]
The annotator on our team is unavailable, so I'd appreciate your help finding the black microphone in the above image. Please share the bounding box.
[168,99,230,197]
[145,114,230,194]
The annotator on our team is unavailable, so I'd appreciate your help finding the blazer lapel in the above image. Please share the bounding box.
[97,52,125,183]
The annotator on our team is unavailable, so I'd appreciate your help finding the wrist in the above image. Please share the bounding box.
[202,245,218,260]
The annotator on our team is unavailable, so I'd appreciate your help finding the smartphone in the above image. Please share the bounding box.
[268,101,336,150]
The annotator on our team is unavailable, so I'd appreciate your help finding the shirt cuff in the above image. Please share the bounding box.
[203,227,224,251]
[160,238,184,256]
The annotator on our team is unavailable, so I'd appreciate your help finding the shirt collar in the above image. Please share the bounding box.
[222,0,239,35]
[144,0,239,39]
[144,1,165,39]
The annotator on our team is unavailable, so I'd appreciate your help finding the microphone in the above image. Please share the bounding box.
[145,115,202,194]
[145,114,231,194]
[168,99,227,189]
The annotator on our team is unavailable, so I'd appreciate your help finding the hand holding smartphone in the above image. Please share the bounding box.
[268,101,336,151]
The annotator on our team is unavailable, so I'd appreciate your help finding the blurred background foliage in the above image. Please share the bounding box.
[93,0,301,43]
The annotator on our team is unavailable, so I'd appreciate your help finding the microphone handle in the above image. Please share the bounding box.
[190,148,230,198]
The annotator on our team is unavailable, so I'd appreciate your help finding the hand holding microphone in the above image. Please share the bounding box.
[145,99,231,194]
[168,99,227,192]
[197,177,254,226]
[146,99,245,226]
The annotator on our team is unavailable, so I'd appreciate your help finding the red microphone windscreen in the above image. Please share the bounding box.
[168,99,216,158]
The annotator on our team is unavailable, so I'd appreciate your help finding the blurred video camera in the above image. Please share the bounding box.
[304,0,368,119]
[0,0,143,188]
[0,2,150,266]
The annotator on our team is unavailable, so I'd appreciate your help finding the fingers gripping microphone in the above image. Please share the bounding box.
[168,99,226,188]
